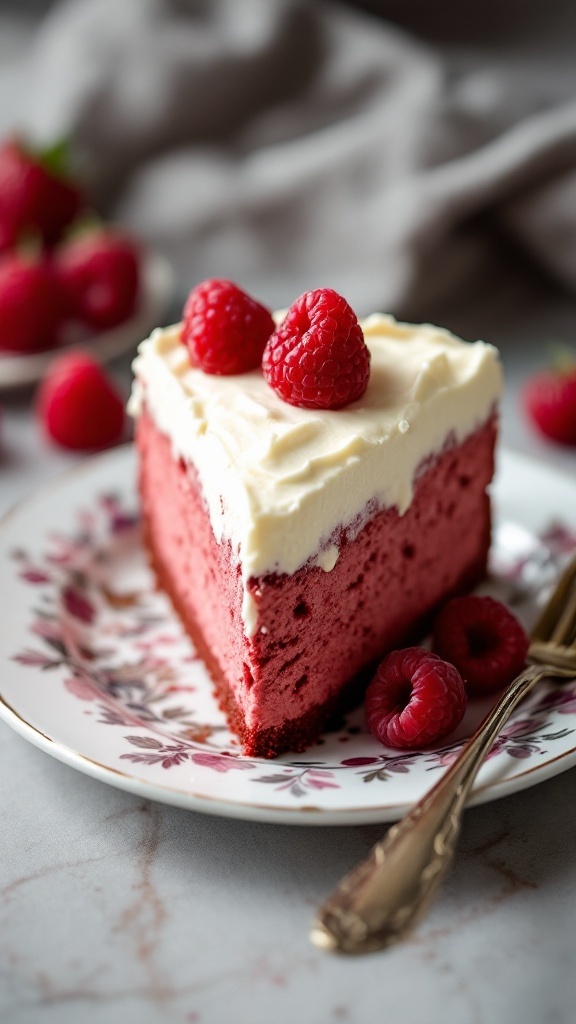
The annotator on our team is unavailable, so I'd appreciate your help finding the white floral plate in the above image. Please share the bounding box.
[0,445,576,826]
[0,250,174,390]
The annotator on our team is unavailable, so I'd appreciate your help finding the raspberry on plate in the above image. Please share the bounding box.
[366,647,467,750]
[262,287,371,409]
[182,278,275,375]
[433,595,529,695]
[523,369,576,446]
[0,137,83,251]
[0,253,66,353]
[56,230,141,332]
[36,351,125,451]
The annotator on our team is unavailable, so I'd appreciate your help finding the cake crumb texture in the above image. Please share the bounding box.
[137,410,496,757]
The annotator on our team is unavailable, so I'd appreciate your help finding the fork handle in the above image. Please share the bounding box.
[311,664,546,955]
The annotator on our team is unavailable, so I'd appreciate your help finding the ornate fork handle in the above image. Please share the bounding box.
[311,664,548,955]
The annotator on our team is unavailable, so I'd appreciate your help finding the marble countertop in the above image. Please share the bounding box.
[1,273,576,1024]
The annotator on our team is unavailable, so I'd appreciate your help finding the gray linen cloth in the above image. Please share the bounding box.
[5,0,576,317]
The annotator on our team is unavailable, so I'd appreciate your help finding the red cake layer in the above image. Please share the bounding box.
[137,410,496,757]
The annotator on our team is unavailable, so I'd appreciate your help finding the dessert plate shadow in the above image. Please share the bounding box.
[0,250,174,390]
[1,445,576,826]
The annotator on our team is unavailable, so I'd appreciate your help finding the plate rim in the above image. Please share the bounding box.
[1,442,575,826]
[2,686,576,826]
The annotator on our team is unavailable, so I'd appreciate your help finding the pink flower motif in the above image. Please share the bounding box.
[540,523,576,556]
[20,569,50,584]
[62,586,95,624]
[191,752,254,772]
[506,745,534,759]
[65,676,96,701]
[306,775,339,790]
[46,552,74,566]
[12,649,56,668]
[436,748,462,767]
[32,620,63,642]
[99,494,119,513]
[111,514,138,533]
[558,699,576,715]
[499,719,536,739]
[99,494,138,533]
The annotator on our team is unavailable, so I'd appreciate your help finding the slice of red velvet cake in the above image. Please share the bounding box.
[130,299,502,758]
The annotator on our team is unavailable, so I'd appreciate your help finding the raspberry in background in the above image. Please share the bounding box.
[56,229,140,332]
[366,647,467,750]
[0,137,84,251]
[0,252,66,353]
[262,287,370,409]
[37,351,125,451]
[433,595,529,695]
[182,278,275,374]
[523,368,576,446]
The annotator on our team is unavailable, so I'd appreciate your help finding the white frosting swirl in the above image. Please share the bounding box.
[130,313,503,635]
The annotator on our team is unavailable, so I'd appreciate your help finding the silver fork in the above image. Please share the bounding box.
[311,553,576,955]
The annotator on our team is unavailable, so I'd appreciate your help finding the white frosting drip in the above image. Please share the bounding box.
[314,545,340,572]
[129,313,503,636]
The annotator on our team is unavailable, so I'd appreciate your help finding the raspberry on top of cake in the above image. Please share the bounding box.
[130,284,502,757]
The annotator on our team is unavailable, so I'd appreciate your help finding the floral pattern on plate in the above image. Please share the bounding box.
[2,446,576,823]
[8,470,576,804]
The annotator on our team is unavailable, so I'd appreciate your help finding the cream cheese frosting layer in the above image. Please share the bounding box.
[130,313,503,635]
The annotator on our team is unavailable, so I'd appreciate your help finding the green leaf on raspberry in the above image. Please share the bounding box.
[549,343,576,375]
[37,138,75,182]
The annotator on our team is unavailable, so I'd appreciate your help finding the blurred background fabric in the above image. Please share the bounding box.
[1,0,576,321]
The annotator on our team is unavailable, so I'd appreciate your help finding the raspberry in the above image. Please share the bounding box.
[262,287,370,409]
[56,230,140,331]
[523,369,576,446]
[0,253,66,353]
[182,278,274,375]
[0,137,83,251]
[433,595,529,695]
[366,648,466,750]
[36,351,125,451]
